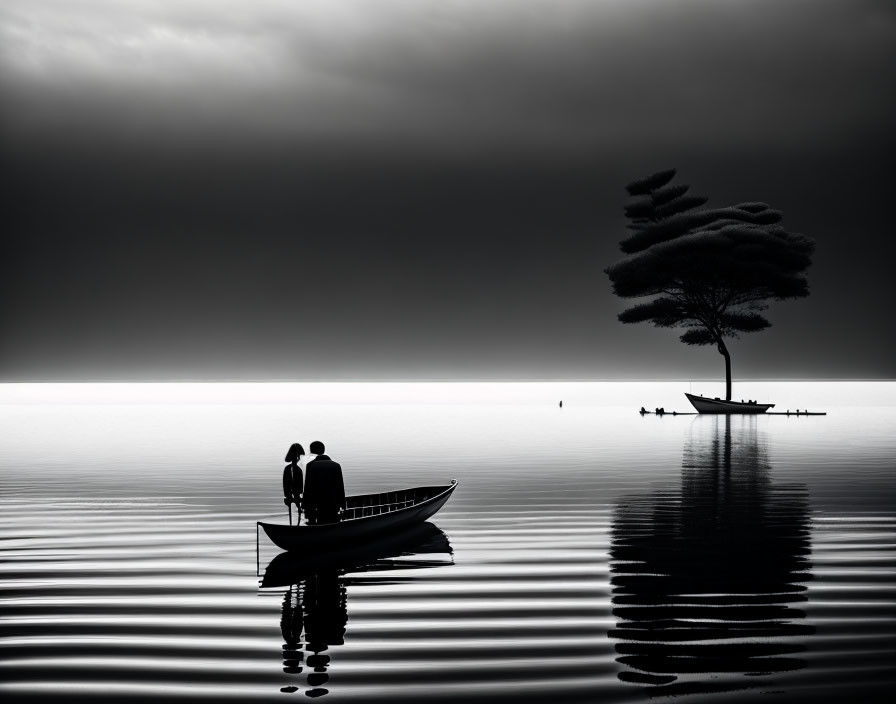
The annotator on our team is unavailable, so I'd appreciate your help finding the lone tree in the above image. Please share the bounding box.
[605,169,814,401]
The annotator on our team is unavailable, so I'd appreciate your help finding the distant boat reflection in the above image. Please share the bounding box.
[609,415,814,696]
[262,522,454,698]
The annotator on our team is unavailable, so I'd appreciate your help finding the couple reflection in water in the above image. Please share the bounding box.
[262,523,453,698]
[279,571,347,697]
[609,414,814,696]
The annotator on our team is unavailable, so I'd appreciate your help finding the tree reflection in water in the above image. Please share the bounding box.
[262,522,453,698]
[609,415,814,696]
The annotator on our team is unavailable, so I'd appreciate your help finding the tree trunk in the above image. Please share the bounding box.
[717,339,732,401]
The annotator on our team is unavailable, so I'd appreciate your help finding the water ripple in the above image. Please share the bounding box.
[2,391,895,702]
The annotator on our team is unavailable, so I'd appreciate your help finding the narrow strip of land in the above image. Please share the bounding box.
[638,410,827,416]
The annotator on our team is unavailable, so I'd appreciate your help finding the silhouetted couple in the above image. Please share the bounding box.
[283,441,346,526]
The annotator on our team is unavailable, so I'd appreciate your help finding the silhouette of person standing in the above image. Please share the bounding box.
[303,441,346,525]
[303,569,348,697]
[283,443,304,525]
[280,584,305,678]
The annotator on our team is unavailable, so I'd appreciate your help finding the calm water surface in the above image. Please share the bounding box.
[1,382,895,702]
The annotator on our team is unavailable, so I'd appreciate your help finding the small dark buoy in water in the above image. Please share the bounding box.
[640,406,647,415]
[559,400,563,408]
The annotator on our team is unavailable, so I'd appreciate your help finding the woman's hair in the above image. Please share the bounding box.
[284,443,305,462]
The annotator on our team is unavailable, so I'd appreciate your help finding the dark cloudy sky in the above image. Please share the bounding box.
[2,0,894,381]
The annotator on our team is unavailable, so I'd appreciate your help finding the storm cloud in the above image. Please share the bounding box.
[2,0,894,380]
[4,0,893,150]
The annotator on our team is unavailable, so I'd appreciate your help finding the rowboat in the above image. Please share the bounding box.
[685,393,774,414]
[259,480,457,552]
[261,522,452,587]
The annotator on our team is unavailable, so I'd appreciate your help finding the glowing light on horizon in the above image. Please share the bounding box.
[0,381,893,407]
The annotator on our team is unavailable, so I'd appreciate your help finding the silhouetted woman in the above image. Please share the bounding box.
[283,443,304,525]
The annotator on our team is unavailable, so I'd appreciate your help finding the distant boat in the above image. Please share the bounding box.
[685,393,775,414]
[259,481,457,552]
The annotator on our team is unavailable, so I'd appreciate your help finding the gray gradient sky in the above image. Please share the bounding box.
[2,0,895,380]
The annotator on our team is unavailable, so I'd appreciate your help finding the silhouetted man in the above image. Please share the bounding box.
[303,568,348,696]
[304,441,346,525]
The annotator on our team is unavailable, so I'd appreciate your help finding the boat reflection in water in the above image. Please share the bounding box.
[261,522,454,698]
[609,415,814,696]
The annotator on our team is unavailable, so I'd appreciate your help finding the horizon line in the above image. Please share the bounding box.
[1,378,894,384]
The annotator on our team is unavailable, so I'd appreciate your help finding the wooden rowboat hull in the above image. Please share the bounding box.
[685,393,774,414]
[260,480,457,552]
[260,522,452,588]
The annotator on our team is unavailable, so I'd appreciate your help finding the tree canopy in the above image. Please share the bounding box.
[605,169,814,400]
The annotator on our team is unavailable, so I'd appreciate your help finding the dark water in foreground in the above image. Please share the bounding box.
[1,382,895,702]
